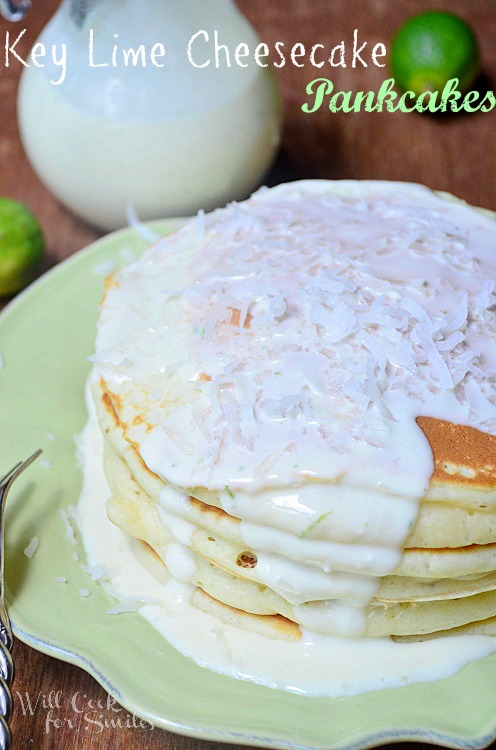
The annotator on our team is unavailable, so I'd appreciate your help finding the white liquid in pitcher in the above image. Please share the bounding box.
[18,0,281,230]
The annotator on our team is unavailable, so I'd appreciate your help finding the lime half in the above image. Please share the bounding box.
[0,198,44,297]
[391,11,480,95]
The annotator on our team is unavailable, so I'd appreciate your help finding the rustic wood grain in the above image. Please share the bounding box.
[1,1,495,747]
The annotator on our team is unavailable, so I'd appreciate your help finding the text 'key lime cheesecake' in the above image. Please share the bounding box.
[80,180,496,696]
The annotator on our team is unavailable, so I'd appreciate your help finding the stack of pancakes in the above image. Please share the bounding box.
[94,387,496,640]
[91,181,496,642]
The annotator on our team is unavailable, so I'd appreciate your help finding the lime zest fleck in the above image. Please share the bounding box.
[299,511,333,538]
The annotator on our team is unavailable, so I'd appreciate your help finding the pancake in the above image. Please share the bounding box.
[418,417,496,503]
[89,180,496,643]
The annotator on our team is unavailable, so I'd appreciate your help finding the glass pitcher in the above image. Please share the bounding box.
[12,0,281,230]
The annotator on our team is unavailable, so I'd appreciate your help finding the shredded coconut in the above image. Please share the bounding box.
[107,597,162,615]
[92,258,117,276]
[126,202,160,244]
[80,563,112,583]
[59,509,78,546]
[94,183,496,489]
[23,538,39,558]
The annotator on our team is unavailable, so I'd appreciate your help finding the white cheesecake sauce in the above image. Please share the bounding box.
[85,181,496,687]
[77,401,496,697]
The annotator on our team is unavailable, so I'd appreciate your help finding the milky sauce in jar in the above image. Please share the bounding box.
[78,181,496,696]
[17,0,281,230]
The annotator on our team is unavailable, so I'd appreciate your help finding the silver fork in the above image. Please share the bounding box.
[0,451,42,750]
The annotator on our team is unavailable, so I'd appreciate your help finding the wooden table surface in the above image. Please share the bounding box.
[1,1,495,747]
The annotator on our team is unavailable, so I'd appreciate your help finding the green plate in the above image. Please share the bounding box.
[1,221,496,750]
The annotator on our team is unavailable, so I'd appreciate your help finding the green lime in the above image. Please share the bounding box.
[0,198,44,297]
[391,11,480,95]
